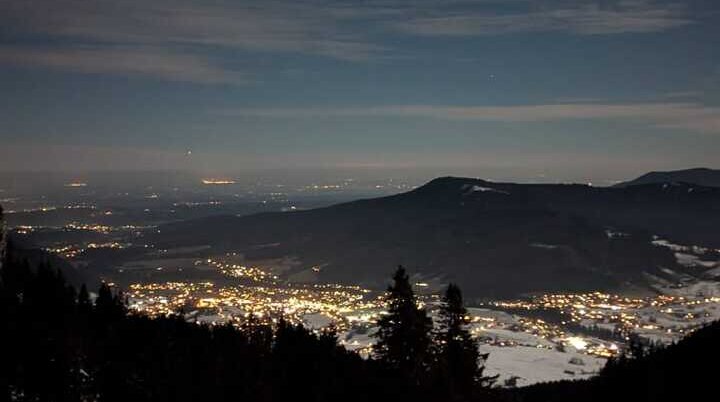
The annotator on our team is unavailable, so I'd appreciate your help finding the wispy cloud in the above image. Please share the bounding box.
[0,0,386,61]
[217,102,720,134]
[394,1,693,36]
[660,90,703,99]
[0,0,389,83]
[0,46,246,85]
[0,0,699,83]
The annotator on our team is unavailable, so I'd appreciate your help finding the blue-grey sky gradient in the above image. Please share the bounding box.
[1,0,718,181]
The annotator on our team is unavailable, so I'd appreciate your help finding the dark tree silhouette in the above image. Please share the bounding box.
[7,243,719,402]
[95,282,125,321]
[77,283,92,315]
[373,266,433,387]
[435,283,496,399]
[0,245,393,402]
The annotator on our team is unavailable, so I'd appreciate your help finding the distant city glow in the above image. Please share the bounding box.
[202,179,237,185]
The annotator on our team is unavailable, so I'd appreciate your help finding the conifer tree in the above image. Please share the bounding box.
[373,266,433,386]
[436,283,496,398]
[77,284,92,315]
[95,283,125,320]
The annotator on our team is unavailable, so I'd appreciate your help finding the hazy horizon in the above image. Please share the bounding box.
[2,164,716,189]
[2,0,719,176]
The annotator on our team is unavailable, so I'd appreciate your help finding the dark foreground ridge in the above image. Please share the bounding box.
[0,244,494,402]
[2,243,720,402]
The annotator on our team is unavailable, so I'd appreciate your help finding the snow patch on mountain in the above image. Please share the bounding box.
[651,238,719,269]
[461,184,510,195]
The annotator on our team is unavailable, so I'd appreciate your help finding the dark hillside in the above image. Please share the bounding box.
[149,176,720,297]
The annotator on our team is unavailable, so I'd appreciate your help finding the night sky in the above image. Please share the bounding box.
[1,0,718,181]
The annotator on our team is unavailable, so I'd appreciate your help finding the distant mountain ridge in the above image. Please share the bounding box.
[150,175,720,298]
[615,167,720,188]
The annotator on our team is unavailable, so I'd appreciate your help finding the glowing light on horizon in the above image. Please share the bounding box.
[202,179,237,185]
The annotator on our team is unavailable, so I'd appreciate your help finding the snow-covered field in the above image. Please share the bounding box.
[655,280,720,297]
[333,304,615,386]
[483,345,605,387]
[338,316,609,386]
[130,236,720,388]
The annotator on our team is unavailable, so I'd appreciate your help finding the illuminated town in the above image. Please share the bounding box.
[120,253,720,370]
[4,177,720,386]
[7,195,720,386]
[45,241,131,259]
